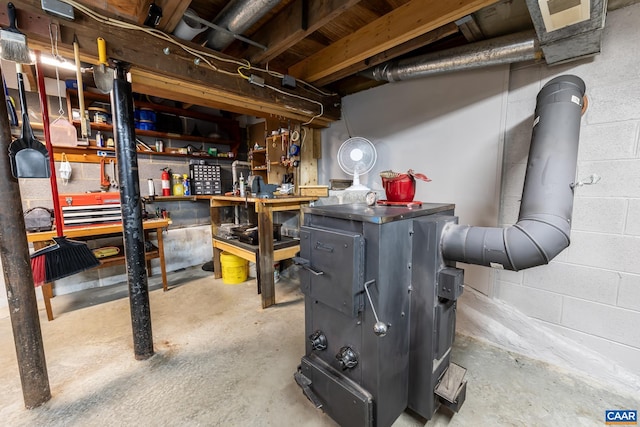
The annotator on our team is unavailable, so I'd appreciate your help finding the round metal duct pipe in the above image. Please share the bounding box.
[206,0,281,51]
[362,31,542,82]
[442,75,586,271]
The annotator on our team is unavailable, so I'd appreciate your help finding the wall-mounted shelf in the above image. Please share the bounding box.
[249,134,289,184]
[65,89,242,154]
[70,120,239,146]
[51,145,237,164]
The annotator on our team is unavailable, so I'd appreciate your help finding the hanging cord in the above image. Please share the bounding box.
[49,24,66,118]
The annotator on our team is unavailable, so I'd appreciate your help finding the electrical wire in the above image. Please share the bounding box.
[262,62,336,97]
[58,0,331,123]
[265,84,323,126]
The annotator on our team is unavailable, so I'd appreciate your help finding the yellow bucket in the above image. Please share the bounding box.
[220,252,248,284]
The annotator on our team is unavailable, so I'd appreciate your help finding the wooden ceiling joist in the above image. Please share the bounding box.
[287,0,499,83]
[1,0,339,126]
[238,0,363,65]
[312,22,459,87]
[155,0,192,34]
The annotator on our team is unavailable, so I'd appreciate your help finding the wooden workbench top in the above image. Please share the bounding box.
[208,195,318,204]
[27,218,171,242]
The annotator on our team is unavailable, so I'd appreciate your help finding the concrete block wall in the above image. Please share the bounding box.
[495,4,640,377]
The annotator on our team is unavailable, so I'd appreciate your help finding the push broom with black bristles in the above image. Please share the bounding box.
[0,3,32,64]
[30,52,100,286]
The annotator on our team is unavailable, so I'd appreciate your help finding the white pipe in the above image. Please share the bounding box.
[232,160,251,186]
[232,160,251,224]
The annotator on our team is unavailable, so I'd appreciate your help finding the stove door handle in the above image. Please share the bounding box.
[315,241,334,253]
[304,265,324,276]
[293,256,324,276]
[294,371,323,409]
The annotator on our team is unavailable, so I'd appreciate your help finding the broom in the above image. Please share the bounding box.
[30,52,100,286]
[0,3,32,64]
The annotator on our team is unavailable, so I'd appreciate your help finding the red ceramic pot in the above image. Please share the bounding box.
[382,174,415,202]
[381,170,431,202]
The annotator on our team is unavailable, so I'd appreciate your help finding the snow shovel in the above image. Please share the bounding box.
[94,37,113,94]
[8,63,50,178]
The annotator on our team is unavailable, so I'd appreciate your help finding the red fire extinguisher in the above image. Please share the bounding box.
[161,168,171,196]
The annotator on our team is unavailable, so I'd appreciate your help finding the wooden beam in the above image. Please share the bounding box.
[74,0,152,25]
[156,0,191,34]
[130,69,334,127]
[239,0,362,65]
[288,0,499,82]
[2,0,339,126]
[313,22,459,87]
[298,126,318,188]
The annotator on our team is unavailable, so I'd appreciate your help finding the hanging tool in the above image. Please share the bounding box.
[30,52,100,286]
[49,23,77,146]
[0,3,32,64]
[109,159,119,189]
[8,63,50,178]
[2,74,17,126]
[73,35,90,139]
[94,37,113,94]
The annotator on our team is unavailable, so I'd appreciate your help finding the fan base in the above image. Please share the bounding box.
[344,183,370,191]
[377,200,423,208]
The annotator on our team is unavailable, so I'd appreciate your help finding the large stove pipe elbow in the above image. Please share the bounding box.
[442,75,586,271]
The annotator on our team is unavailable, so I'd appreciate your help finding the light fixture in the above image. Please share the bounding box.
[30,52,78,72]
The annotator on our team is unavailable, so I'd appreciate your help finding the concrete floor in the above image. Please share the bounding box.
[0,267,638,426]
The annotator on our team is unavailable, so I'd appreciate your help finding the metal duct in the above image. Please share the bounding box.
[206,0,281,51]
[525,0,607,64]
[362,31,541,82]
[442,75,586,271]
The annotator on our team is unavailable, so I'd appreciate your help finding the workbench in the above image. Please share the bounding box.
[209,195,317,308]
[27,218,170,321]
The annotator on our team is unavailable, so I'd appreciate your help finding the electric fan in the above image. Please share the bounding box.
[337,137,377,191]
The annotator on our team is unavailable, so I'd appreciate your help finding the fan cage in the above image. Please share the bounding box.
[337,137,377,177]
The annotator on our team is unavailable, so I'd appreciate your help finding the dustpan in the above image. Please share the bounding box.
[8,63,50,178]
[50,116,78,147]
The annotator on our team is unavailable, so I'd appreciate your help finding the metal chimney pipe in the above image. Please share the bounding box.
[442,75,586,271]
[362,31,542,82]
[206,0,281,51]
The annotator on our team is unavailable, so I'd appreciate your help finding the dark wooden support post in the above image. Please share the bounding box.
[112,63,154,360]
[257,202,275,308]
[0,65,51,408]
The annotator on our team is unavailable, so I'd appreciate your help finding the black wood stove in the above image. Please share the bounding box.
[294,203,467,427]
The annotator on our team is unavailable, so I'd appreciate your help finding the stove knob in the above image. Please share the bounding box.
[309,330,327,351]
[336,346,358,370]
